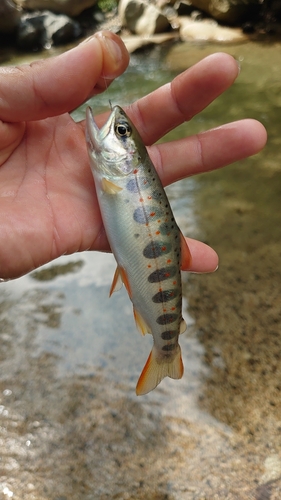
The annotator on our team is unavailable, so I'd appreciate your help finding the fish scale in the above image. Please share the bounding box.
[86,105,191,395]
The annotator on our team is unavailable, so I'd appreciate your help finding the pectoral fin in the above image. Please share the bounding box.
[109,265,132,300]
[102,177,123,195]
[180,232,192,270]
[109,266,123,297]
[136,345,184,396]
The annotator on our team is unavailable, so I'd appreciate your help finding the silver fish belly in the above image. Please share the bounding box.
[86,105,191,395]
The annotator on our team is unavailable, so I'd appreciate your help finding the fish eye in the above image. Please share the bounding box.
[115,122,132,137]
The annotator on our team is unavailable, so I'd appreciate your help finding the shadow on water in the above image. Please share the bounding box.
[0,40,281,499]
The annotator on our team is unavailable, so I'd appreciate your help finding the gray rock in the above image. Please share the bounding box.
[179,15,246,40]
[17,10,82,50]
[119,0,170,35]
[14,0,97,17]
[175,0,194,16]
[0,0,21,34]
[189,0,261,25]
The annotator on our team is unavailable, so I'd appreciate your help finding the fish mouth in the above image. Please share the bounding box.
[86,105,122,153]
[86,106,102,154]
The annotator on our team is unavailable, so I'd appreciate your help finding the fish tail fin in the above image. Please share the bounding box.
[136,346,184,396]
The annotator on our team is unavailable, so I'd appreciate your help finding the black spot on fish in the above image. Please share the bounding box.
[156,313,178,325]
[159,221,176,235]
[162,343,176,351]
[152,289,178,303]
[161,330,178,340]
[151,190,163,200]
[134,233,140,238]
[143,241,171,259]
[148,266,177,283]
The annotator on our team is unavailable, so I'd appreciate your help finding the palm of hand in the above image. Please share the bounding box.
[0,115,103,279]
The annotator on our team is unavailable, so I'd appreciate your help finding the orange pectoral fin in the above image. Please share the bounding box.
[109,266,132,299]
[180,232,192,270]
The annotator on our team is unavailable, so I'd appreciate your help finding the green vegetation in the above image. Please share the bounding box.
[97,0,117,12]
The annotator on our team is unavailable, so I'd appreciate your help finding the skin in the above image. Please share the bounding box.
[0,31,267,280]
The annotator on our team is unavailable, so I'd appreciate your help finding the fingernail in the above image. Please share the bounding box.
[95,31,122,64]
[80,34,96,45]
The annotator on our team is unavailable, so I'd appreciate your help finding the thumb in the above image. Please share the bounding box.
[0,31,129,123]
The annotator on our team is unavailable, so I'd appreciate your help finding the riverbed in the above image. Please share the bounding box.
[0,39,280,499]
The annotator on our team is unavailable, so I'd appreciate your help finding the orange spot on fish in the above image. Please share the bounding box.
[147,264,151,268]
[139,198,144,202]
[171,307,176,311]
[167,259,171,263]
[156,231,160,235]
[150,212,156,217]
[134,169,138,174]
[148,196,152,200]
[173,281,177,285]
[162,246,166,251]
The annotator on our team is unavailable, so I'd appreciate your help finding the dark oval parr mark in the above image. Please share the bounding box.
[143,241,171,259]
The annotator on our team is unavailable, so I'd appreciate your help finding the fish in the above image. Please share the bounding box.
[86,105,192,395]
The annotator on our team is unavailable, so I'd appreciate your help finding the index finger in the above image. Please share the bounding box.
[125,52,240,145]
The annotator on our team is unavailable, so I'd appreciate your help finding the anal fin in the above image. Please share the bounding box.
[133,307,152,336]
[136,345,184,396]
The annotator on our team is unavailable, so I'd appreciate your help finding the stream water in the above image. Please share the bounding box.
[0,39,280,499]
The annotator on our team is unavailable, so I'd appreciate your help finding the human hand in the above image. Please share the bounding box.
[0,32,266,280]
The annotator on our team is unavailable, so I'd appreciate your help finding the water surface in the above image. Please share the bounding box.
[0,40,280,499]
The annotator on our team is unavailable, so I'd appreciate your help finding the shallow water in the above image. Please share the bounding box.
[0,40,281,499]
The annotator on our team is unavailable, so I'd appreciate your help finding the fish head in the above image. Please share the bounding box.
[86,105,146,178]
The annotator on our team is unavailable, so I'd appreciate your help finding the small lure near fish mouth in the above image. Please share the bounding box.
[86,104,192,395]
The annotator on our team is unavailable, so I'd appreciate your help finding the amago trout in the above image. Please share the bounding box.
[86,105,191,395]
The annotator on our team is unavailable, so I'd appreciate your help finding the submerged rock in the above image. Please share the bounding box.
[189,0,260,25]
[179,15,246,41]
[0,0,21,34]
[17,10,82,49]
[119,0,170,35]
